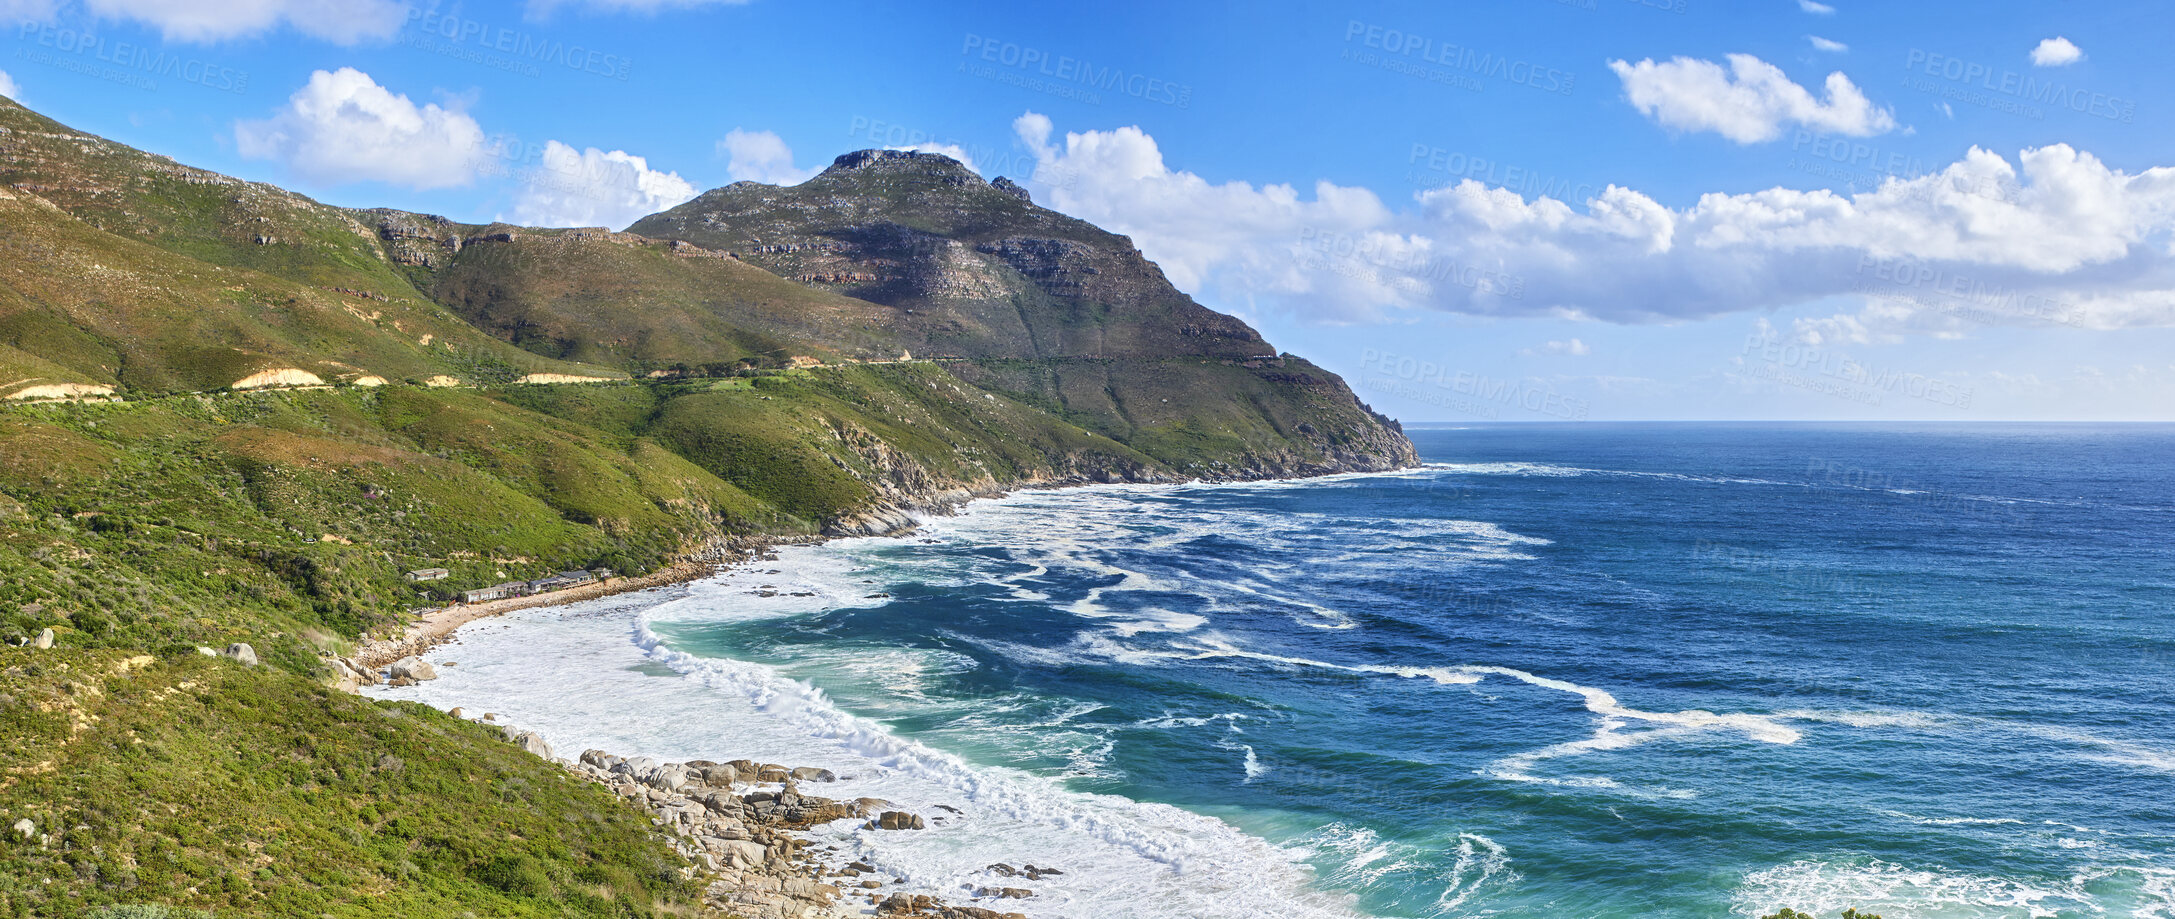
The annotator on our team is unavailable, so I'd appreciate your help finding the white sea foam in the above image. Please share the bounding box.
[370,595,1366,919]
[1732,857,2171,919]
[1148,637,1799,797]
[1436,833,1517,914]
[1294,825,1518,916]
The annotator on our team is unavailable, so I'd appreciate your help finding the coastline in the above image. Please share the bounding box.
[344,461,1421,674]
[341,462,1419,918]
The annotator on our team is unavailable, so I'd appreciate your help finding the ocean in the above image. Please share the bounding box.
[372,424,2175,918]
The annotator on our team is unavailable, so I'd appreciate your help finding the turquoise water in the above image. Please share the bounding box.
[646,424,2175,917]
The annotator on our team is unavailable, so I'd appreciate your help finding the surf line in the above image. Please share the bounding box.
[1160,639,1802,796]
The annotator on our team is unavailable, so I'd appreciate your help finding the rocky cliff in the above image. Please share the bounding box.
[628,150,1418,476]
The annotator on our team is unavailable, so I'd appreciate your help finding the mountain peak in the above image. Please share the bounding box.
[820,148,982,182]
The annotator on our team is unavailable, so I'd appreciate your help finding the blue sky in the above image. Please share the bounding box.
[5,0,2172,421]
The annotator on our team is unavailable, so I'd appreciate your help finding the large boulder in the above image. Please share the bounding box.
[32,628,54,649]
[642,763,693,792]
[503,728,553,761]
[791,766,838,783]
[611,754,659,778]
[221,643,258,666]
[872,811,925,831]
[334,658,378,686]
[388,657,437,681]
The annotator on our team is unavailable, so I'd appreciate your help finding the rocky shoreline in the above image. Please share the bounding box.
[537,735,1039,919]
[334,463,1417,918]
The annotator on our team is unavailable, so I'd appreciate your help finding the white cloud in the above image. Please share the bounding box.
[508,141,697,229]
[716,128,817,185]
[1808,36,1848,53]
[1522,339,1592,357]
[2030,36,2084,67]
[1797,0,1835,12]
[0,70,18,101]
[888,142,979,173]
[1609,54,1895,143]
[235,68,486,190]
[79,0,408,44]
[1014,114,2175,335]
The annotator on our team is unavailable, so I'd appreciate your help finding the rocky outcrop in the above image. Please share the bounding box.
[990,176,1031,204]
[229,368,327,391]
[556,747,1028,919]
[626,149,1418,477]
[3,382,116,402]
[387,656,437,684]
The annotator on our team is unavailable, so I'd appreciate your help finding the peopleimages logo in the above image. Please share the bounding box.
[1903,48,2135,122]
[1358,348,1589,420]
[958,33,1192,108]
[403,7,633,81]
[1341,21,1576,95]
[1742,334,1974,409]
[16,23,248,93]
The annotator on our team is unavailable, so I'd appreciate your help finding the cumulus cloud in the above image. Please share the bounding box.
[888,142,980,172]
[1014,113,2175,334]
[0,70,18,101]
[508,141,697,229]
[1011,111,1394,302]
[1808,36,1848,53]
[716,128,817,185]
[2031,36,2084,67]
[1609,54,1895,143]
[236,68,486,190]
[1522,339,1592,357]
[77,0,408,44]
[1797,0,1835,12]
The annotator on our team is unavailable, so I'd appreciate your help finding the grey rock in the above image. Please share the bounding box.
[789,766,837,783]
[9,818,32,840]
[503,728,553,761]
[32,628,53,649]
[644,763,693,792]
[222,642,258,666]
[388,656,436,681]
[872,810,925,831]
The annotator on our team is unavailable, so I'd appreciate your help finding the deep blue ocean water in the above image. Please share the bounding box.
[389,424,2175,918]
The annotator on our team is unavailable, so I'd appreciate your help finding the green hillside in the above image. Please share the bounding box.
[0,97,623,396]
[0,97,1416,918]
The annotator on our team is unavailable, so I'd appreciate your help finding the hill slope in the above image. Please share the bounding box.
[0,97,623,395]
[0,98,1416,918]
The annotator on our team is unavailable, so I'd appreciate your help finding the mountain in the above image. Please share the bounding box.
[626,150,1415,476]
[0,98,623,396]
[0,96,1414,918]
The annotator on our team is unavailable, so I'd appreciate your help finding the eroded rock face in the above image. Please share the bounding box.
[629,153,1273,363]
[625,148,1420,478]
